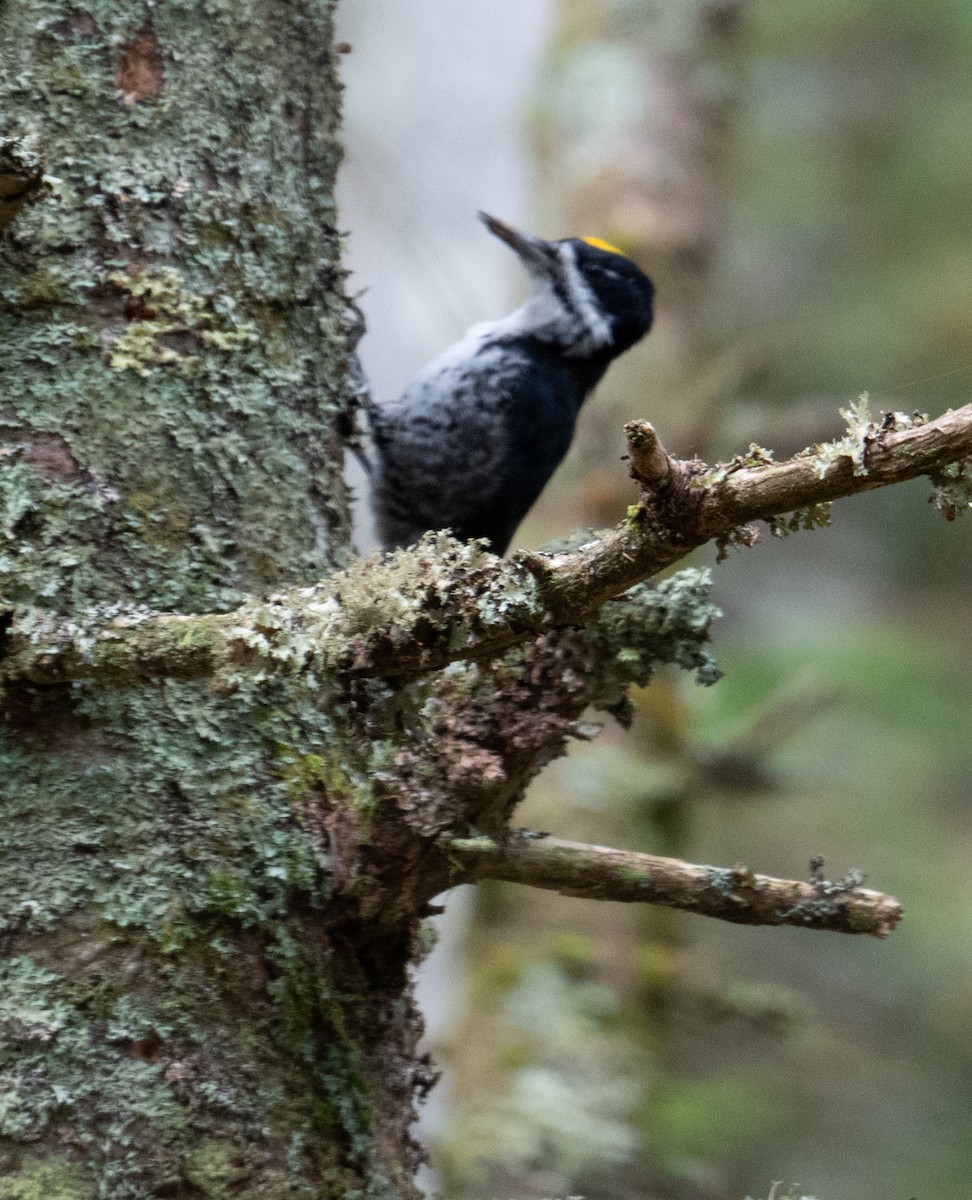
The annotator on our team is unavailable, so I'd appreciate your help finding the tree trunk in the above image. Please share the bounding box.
[0,3,415,1195]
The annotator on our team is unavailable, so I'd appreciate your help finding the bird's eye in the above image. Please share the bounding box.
[588,262,625,286]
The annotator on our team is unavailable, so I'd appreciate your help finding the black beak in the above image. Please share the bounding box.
[478,212,558,276]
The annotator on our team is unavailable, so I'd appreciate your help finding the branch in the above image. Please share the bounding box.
[452,834,903,938]
[543,403,972,613]
[4,402,972,686]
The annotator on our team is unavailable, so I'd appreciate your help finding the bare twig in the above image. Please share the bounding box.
[3,403,972,686]
[451,834,902,938]
[625,419,675,486]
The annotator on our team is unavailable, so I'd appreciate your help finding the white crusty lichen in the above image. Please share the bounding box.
[812,393,927,479]
[929,458,972,520]
[321,531,542,640]
[223,531,546,679]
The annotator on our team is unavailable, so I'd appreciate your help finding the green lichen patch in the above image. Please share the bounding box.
[698,443,776,486]
[1,0,355,613]
[218,532,546,681]
[106,266,258,375]
[181,1139,252,1198]
[581,568,723,721]
[325,532,541,650]
[0,958,190,1187]
[0,947,379,1198]
[811,394,927,480]
[0,1153,96,1200]
[813,393,875,477]
[929,457,972,520]
[0,665,400,1196]
[767,502,832,538]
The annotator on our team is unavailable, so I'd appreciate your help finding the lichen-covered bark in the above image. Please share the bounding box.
[0,0,353,609]
[0,3,406,1196]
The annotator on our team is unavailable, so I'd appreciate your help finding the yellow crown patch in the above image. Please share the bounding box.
[581,236,626,256]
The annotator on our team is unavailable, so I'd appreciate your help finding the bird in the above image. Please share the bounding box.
[369,212,655,555]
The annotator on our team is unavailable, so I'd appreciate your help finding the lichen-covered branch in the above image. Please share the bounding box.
[1,558,721,700]
[452,833,903,938]
[543,401,972,613]
[3,401,971,688]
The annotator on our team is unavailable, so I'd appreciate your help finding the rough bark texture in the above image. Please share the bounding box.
[0,3,406,1196]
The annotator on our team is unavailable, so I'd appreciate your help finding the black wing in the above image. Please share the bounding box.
[372,337,592,553]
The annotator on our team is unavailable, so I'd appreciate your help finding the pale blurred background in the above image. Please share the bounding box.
[336,2,972,1197]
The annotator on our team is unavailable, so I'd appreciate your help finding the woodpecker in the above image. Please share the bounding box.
[370,212,654,555]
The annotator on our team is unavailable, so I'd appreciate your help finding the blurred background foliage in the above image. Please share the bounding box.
[337,0,972,1196]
